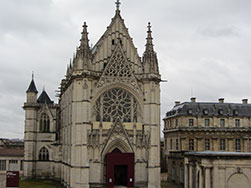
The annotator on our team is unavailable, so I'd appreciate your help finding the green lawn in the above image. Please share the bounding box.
[20,180,63,188]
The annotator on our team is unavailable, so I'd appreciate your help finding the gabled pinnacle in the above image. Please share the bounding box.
[143,22,159,74]
[26,74,38,93]
[80,22,90,51]
[145,22,154,52]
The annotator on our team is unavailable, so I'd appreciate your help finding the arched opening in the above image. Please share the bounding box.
[228,173,249,188]
[40,113,50,132]
[39,147,49,161]
[111,148,128,186]
[197,170,200,188]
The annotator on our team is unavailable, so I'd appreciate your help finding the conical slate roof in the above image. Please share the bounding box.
[37,90,53,104]
[26,79,38,93]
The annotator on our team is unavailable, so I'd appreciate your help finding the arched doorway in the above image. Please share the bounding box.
[106,148,134,187]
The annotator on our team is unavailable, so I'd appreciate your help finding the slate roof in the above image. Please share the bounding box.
[0,148,24,157]
[26,79,38,93]
[185,151,251,157]
[164,102,251,118]
[37,90,54,104]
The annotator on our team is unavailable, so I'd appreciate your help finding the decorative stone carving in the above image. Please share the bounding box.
[95,44,142,96]
[95,88,138,123]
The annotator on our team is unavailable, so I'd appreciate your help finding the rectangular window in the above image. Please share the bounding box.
[20,160,24,171]
[176,139,179,150]
[9,160,18,164]
[9,160,18,171]
[0,160,6,171]
[220,139,226,151]
[205,139,210,150]
[189,139,194,151]
[170,139,173,150]
[205,119,210,127]
[220,119,225,127]
[176,119,178,127]
[235,119,240,127]
[235,139,241,152]
[189,119,194,127]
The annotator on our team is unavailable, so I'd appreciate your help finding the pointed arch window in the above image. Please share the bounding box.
[40,113,50,132]
[95,88,139,123]
[39,147,49,161]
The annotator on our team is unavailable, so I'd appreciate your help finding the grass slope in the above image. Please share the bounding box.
[20,180,62,188]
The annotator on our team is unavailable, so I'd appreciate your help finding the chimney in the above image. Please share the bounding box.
[191,97,196,102]
[242,99,248,104]
[218,98,224,103]
[175,101,180,106]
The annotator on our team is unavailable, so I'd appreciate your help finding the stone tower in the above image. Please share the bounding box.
[24,2,161,187]
[23,76,60,179]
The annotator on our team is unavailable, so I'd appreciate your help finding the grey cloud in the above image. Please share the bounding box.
[1,0,251,138]
[199,25,239,38]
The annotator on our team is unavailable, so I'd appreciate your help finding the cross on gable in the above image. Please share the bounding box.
[115,0,121,10]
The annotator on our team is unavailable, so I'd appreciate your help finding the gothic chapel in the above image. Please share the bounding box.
[23,1,161,188]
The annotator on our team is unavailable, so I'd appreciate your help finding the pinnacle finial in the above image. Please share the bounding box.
[32,71,34,80]
[80,22,89,49]
[147,22,151,32]
[115,0,121,11]
[145,22,153,52]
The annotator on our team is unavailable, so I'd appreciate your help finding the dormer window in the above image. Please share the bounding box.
[233,109,239,116]
[187,109,192,115]
[220,119,225,127]
[218,109,223,115]
[203,109,209,115]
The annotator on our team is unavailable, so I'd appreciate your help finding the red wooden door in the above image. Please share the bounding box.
[106,152,134,187]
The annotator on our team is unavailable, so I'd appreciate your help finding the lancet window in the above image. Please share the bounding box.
[95,88,138,122]
[39,147,49,161]
[40,113,50,132]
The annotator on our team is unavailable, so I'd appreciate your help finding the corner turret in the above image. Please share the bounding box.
[142,22,159,74]
[26,74,38,103]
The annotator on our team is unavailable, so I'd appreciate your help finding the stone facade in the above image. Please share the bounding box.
[163,98,251,185]
[184,152,251,188]
[23,3,161,188]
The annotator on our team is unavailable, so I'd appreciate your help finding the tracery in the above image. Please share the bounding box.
[95,88,138,122]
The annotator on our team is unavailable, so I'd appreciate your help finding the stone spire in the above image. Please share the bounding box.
[26,73,38,103]
[79,22,90,55]
[145,22,154,52]
[142,22,159,74]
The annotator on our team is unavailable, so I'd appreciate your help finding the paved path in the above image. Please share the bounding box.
[112,183,183,188]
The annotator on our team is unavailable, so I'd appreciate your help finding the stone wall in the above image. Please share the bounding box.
[184,152,251,188]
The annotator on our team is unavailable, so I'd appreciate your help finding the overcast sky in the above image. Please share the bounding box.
[0,0,251,139]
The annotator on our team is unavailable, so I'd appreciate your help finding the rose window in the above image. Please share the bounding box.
[95,88,138,122]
